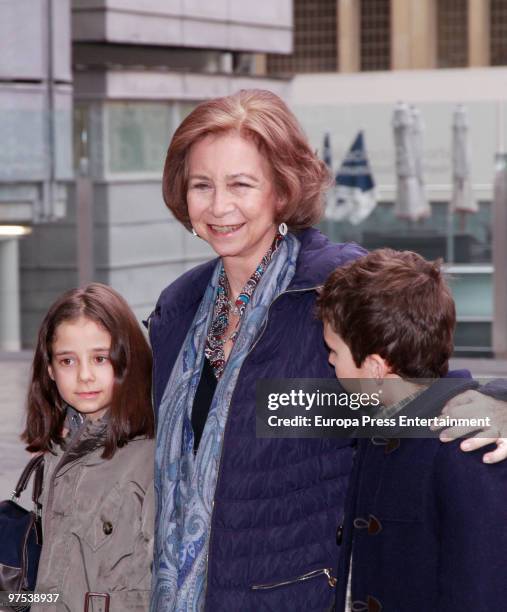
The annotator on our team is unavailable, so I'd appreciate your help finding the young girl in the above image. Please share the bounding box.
[22,283,154,612]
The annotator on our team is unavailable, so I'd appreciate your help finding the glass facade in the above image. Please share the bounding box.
[267,0,337,75]
[321,200,491,265]
[360,0,391,71]
[491,0,507,66]
[437,0,468,68]
[321,198,493,354]
[74,100,200,177]
[73,104,89,172]
[106,103,174,175]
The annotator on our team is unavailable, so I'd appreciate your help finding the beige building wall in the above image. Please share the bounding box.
[391,0,436,70]
[338,0,360,73]
[391,0,492,70]
[266,0,499,77]
[335,0,493,73]
[469,0,490,67]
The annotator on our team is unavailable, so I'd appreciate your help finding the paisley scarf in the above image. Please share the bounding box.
[150,232,300,611]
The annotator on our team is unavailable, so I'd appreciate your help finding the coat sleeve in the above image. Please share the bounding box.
[479,377,507,400]
[433,440,507,611]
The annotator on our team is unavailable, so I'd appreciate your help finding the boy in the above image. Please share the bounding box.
[317,249,507,612]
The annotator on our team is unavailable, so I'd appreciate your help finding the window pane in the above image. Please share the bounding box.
[491,0,507,66]
[267,0,337,76]
[106,103,173,174]
[437,0,468,68]
[360,0,390,71]
[320,199,493,354]
[73,104,89,172]
[320,200,491,264]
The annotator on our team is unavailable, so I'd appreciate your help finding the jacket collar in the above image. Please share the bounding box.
[159,228,353,316]
[385,377,477,436]
[55,416,109,476]
[285,227,352,290]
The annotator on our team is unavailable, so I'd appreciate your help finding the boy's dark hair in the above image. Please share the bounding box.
[22,283,154,459]
[316,249,456,378]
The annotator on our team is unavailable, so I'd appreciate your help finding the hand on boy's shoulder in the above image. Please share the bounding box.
[439,387,507,464]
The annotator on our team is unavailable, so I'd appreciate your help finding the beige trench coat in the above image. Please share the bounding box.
[32,417,154,612]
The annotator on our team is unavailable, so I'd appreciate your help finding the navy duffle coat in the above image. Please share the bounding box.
[148,228,366,611]
[335,377,507,612]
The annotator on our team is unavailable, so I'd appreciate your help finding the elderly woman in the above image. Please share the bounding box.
[148,89,506,611]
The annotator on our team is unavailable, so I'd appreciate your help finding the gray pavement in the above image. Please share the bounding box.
[1,352,506,504]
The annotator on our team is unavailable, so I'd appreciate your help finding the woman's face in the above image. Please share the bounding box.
[186,131,282,264]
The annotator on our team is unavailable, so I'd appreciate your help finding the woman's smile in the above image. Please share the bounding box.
[208,222,246,236]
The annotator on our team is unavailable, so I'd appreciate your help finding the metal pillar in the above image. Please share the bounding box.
[492,153,507,359]
[0,237,21,351]
[76,170,95,286]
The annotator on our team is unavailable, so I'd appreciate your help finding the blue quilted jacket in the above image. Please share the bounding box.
[148,228,367,611]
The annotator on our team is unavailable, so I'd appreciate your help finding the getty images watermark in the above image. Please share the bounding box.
[256,379,494,438]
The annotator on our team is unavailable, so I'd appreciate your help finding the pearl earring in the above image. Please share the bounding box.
[278,222,288,236]
[191,227,198,237]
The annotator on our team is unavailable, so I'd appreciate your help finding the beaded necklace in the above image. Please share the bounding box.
[205,232,284,379]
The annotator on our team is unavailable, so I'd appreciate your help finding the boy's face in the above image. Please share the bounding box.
[323,323,368,390]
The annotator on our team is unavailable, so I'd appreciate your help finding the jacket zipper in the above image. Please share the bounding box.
[204,285,321,597]
[251,567,337,590]
[42,419,89,543]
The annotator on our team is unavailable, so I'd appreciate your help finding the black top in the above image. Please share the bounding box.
[191,357,218,452]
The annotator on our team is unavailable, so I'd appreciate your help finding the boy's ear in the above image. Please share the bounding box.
[363,354,390,380]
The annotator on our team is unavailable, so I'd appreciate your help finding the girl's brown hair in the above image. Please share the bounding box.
[163,89,331,231]
[22,283,154,458]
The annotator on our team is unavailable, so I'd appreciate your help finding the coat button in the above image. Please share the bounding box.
[336,524,344,545]
[102,521,113,535]
[351,595,382,611]
[385,438,400,454]
[353,514,382,535]
[367,595,382,611]
[367,515,382,535]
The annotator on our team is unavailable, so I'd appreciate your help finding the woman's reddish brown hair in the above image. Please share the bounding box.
[316,249,456,378]
[22,283,154,459]
[163,89,331,231]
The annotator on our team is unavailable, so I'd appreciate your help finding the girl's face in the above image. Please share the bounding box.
[186,131,282,265]
[48,316,114,421]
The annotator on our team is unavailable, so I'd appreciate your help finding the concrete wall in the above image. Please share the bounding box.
[0,84,73,184]
[74,69,291,101]
[0,0,72,223]
[9,0,294,346]
[72,0,293,53]
[19,177,214,345]
[90,181,214,322]
[0,0,71,81]
[0,0,73,348]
